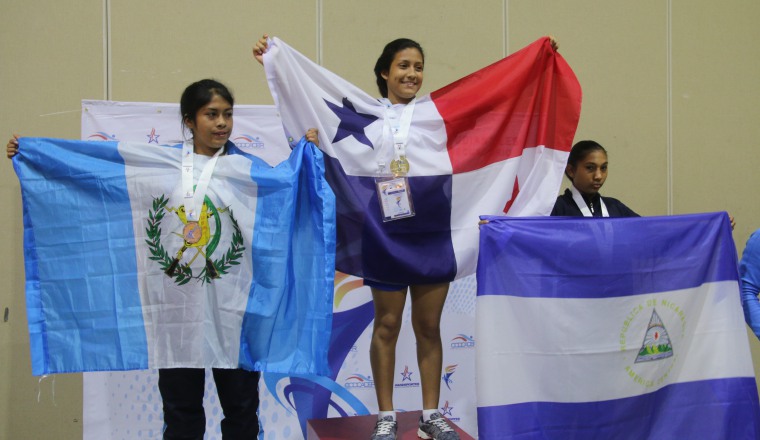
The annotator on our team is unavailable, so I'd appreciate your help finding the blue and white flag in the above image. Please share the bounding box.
[14,137,335,376]
[476,213,760,439]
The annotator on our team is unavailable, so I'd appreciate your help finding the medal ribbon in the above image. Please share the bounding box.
[570,185,609,217]
[181,140,222,222]
[379,98,416,172]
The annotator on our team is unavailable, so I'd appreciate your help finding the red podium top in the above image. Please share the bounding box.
[307,410,474,440]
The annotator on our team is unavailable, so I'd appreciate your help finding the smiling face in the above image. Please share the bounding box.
[566,150,608,196]
[381,47,424,105]
[184,93,233,156]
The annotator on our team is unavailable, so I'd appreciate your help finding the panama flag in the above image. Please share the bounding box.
[14,137,335,376]
[476,213,760,439]
[263,37,581,284]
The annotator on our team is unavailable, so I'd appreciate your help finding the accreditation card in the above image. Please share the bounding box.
[376,176,415,222]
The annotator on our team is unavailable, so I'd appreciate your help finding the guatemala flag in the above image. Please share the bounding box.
[263,37,582,284]
[476,213,760,439]
[14,137,335,376]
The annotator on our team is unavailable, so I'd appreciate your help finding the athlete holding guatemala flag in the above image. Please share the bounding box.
[8,79,330,440]
[255,34,579,440]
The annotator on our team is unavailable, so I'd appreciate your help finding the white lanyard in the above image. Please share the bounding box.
[381,98,416,165]
[570,185,609,218]
[181,140,222,222]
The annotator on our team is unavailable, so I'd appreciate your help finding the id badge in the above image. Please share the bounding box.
[375,176,415,222]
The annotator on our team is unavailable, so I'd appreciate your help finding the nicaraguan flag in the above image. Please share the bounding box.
[476,213,760,439]
[14,137,335,376]
[263,37,581,284]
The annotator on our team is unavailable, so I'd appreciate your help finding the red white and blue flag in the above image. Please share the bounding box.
[263,37,582,284]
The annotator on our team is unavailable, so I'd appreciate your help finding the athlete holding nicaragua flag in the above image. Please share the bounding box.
[254,35,581,440]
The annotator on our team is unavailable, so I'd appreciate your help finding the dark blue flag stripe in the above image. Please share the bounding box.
[477,213,738,299]
[323,155,456,284]
[477,377,760,440]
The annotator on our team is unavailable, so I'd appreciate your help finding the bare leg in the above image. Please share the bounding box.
[369,287,408,412]
[409,283,450,410]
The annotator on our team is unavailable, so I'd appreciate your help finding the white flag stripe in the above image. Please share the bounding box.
[401,97,451,176]
[450,146,569,278]
[505,146,569,216]
[449,157,521,278]
[476,280,753,407]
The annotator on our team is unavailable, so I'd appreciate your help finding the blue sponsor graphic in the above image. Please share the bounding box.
[450,333,475,349]
[261,298,375,438]
[440,400,460,422]
[233,134,265,149]
[442,364,457,391]
[87,132,118,141]
[344,373,375,389]
[395,365,420,388]
[400,365,413,381]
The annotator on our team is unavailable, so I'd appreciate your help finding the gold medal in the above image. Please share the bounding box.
[390,155,410,177]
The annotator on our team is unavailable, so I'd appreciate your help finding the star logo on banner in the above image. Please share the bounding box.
[440,401,454,417]
[400,365,413,382]
[147,128,160,144]
[325,97,378,149]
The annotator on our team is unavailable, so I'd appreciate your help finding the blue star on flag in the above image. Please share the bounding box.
[325,97,377,149]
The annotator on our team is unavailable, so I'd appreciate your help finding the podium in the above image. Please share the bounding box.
[306,410,474,439]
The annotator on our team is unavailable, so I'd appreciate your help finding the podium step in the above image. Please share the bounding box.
[306,410,474,440]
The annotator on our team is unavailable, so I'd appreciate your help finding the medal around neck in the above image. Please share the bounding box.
[164,142,224,279]
[375,100,417,221]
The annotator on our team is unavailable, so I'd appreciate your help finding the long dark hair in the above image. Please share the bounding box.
[373,38,425,98]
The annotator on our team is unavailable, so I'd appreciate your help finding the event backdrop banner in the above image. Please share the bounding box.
[79,101,479,439]
[476,213,760,439]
